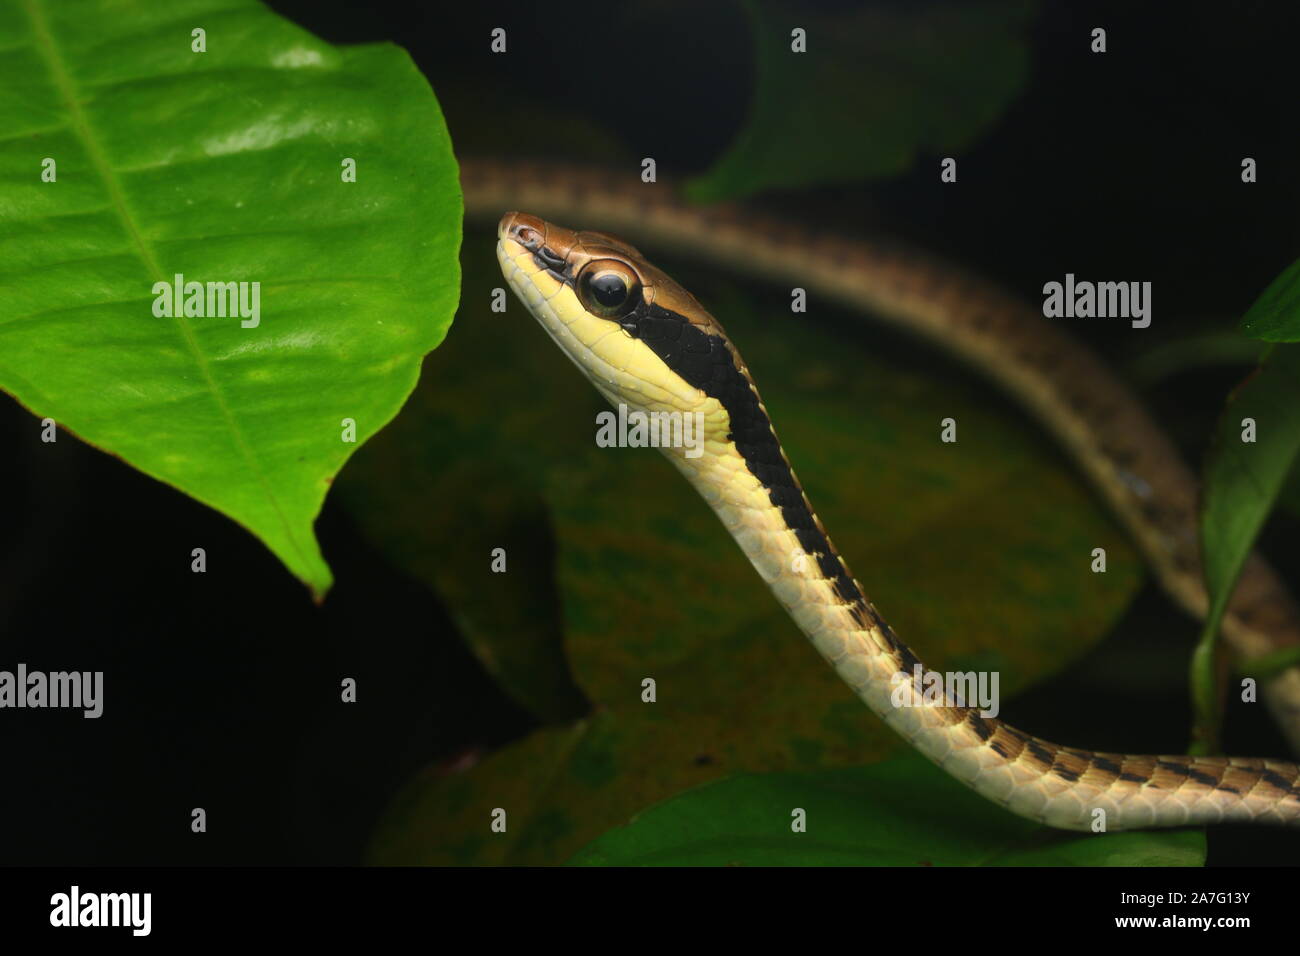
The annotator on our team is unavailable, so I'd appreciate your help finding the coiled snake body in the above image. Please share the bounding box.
[478,161,1300,831]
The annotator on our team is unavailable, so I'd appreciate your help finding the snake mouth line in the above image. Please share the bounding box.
[495,234,627,398]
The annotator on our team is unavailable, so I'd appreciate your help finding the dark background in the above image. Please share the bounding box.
[4,0,1300,865]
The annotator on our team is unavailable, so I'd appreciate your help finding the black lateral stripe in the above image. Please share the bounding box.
[628,300,866,610]
[893,640,921,672]
[1025,740,1053,765]
[1261,770,1296,793]
[1092,756,1122,775]
[966,712,993,740]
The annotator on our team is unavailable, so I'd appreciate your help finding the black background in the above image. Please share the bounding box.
[3,0,1300,867]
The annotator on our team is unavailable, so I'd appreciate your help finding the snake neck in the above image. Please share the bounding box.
[666,412,1300,831]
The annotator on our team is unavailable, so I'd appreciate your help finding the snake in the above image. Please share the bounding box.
[476,161,1300,830]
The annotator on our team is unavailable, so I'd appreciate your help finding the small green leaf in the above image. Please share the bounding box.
[0,0,460,597]
[1194,344,1300,749]
[1240,258,1300,342]
[568,755,1205,866]
[1200,350,1300,600]
[687,0,1035,202]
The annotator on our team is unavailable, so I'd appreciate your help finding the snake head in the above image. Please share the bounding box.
[496,210,737,422]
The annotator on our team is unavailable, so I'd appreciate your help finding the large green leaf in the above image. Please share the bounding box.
[0,0,460,597]
[359,235,1144,865]
[568,755,1206,867]
[687,0,1035,202]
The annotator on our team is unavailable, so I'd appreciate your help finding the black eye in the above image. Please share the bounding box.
[590,273,627,308]
[577,259,641,318]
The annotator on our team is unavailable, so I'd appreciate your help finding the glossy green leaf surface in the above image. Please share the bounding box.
[0,0,461,597]
[360,234,1144,865]
[568,755,1206,866]
[687,0,1035,201]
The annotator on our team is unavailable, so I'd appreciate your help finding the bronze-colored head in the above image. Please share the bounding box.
[496,211,734,414]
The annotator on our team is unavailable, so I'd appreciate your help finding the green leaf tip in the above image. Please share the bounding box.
[1241,258,1300,342]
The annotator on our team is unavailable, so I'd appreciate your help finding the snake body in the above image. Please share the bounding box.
[484,165,1300,829]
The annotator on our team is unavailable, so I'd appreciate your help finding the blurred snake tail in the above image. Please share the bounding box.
[486,188,1300,831]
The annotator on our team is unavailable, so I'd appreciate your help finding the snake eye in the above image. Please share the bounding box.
[577,259,642,319]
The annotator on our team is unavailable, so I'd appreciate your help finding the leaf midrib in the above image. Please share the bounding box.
[20,0,312,568]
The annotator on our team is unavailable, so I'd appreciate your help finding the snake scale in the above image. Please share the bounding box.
[471,159,1300,831]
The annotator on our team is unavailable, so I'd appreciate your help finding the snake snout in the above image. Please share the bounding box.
[498,211,547,250]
